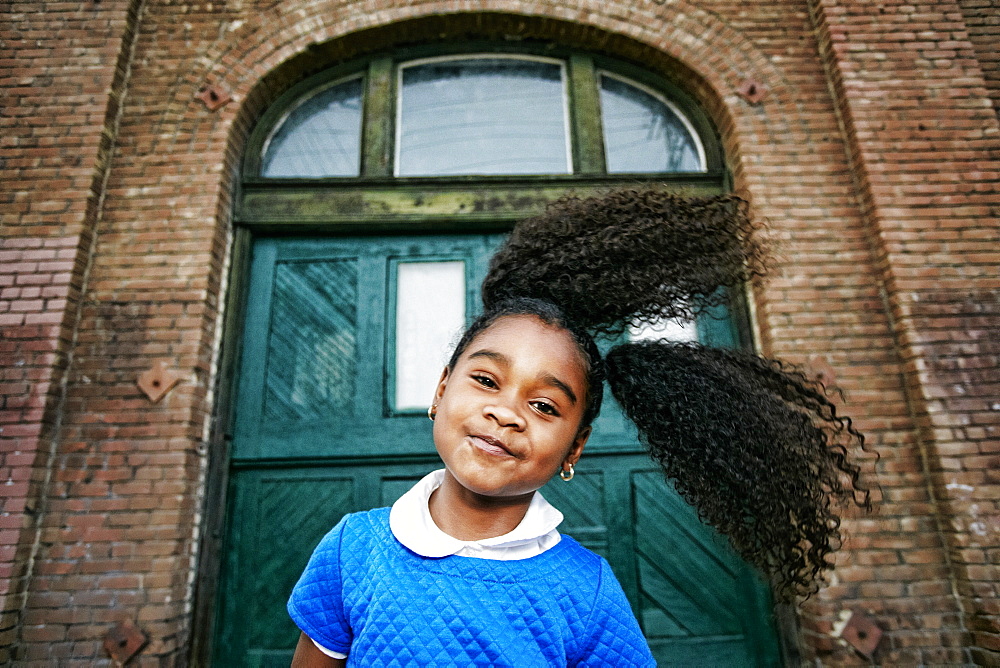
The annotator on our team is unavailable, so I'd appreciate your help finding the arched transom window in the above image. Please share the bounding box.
[256,54,708,179]
[237,47,738,387]
[240,48,725,231]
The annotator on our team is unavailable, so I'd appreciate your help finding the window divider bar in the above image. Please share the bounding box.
[361,57,395,177]
[567,54,606,175]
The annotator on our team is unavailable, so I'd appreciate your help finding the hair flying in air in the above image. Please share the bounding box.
[482,189,769,335]
[605,341,871,599]
[466,187,873,600]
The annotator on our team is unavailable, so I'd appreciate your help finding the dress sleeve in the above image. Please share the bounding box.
[575,559,656,667]
[287,516,353,655]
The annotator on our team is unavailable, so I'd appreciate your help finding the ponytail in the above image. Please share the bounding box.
[477,187,873,599]
[605,341,872,600]
[483,190,768,334]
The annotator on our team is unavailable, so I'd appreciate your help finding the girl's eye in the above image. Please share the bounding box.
[472,374,497,388]
[532,401,560,417]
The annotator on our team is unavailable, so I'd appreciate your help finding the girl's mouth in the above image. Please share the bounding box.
[469,434,514,457]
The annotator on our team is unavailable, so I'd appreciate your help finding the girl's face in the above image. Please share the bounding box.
[432,315,592,499]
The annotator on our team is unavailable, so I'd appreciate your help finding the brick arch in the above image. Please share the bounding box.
[195,1,814,348]
[176,1,802,205]
[164,1,823,356]
[185,3,858,662]
[171,1,833,408]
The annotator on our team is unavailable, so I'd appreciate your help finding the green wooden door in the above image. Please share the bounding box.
[213,234,780,666]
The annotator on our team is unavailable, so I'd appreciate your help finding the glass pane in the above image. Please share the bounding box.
[630,318,698,343]
[395,261,466,410]
[260,78,363,177]
[600,74,704,173]
[264,260,357,421]
[397,58,570,176]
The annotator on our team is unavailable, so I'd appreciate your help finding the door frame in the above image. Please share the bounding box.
[188,42,791,665]
[188,219,773,666]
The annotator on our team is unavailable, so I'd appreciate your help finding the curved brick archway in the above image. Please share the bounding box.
[178,5,821,663]
[188,4,896,664]
[176,1,846,366]
[180,0,799,203]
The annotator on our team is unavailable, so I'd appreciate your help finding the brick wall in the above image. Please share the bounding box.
[1,0,997,665]
[809,0,1000,661]
[0,1,142,663]
[958,0,1000,120]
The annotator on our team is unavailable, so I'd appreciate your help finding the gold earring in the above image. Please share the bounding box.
[560,463,575,482]
[428,404,437,421]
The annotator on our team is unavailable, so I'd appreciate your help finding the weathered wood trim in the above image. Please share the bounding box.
[567,54,607,174]
[236,174,726,229]
[361,57,395,177]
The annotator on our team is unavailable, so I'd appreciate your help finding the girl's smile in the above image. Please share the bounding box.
[468,434,515,457]
[430,315,592,504]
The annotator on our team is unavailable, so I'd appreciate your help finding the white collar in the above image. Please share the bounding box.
[389,469,563,559]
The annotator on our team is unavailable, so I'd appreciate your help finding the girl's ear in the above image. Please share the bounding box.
[565,425,591,467]
[433,366,451,404]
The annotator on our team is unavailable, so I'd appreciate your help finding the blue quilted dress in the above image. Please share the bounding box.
[288,507,656,666]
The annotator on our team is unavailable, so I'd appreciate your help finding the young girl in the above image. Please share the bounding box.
[287,190,872,666]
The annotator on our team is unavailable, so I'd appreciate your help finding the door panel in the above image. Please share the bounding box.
[219,461,438,667]
[233,236,494,462]
[263,259,359,423]
[214,234,780,666]
[542,460,780,667]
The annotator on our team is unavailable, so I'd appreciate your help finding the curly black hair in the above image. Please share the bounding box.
[482,189,769,335]
[605,341,872,600]
[466,187,872,600]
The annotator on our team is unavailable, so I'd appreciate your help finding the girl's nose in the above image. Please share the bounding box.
[483,401,525,430]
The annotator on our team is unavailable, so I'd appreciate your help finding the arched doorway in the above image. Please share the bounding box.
[210,44,780,666]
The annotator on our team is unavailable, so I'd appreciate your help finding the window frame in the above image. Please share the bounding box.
[257,73,366,178]
[393,53,574,177]
[237,44,729,233]
[598,69,708,174]
[385,254,473,416]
